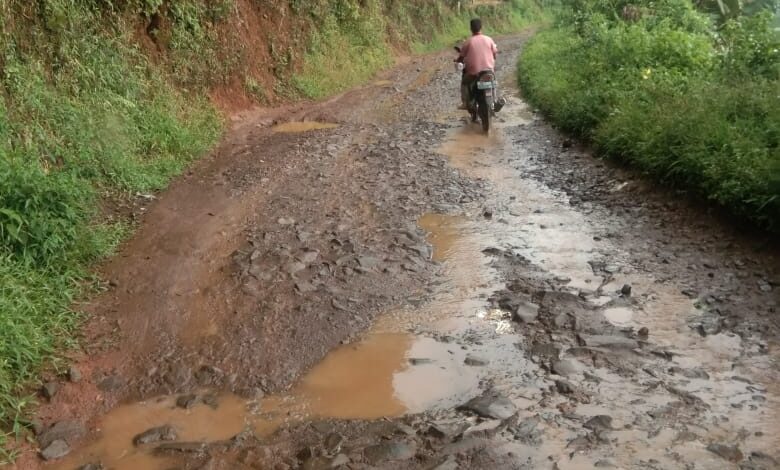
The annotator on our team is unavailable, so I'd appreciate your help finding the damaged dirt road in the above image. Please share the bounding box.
[25,33,780,470]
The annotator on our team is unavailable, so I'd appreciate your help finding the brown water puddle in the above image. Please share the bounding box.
[271,121,338,133]
[56,238,491,470]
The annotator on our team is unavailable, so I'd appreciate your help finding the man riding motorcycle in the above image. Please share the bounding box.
[455,18,497,111]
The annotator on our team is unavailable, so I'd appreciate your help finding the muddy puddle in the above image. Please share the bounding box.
[271,121,338,133]
[56,206,519,470]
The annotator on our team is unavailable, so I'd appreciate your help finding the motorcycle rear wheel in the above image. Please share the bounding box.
[477,92,490,134]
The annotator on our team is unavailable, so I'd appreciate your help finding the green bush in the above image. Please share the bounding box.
[519,3,780,229]
[0,1,220,455]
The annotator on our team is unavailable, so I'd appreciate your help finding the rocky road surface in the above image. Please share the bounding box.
[22,33,779,470]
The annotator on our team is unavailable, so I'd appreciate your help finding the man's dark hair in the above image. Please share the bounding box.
[470,18,482,34]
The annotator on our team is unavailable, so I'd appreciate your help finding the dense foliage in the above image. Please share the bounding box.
[518,0,779,229]
[0,0,542,459]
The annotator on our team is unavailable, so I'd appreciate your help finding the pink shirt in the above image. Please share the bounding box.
[461,33,497,76]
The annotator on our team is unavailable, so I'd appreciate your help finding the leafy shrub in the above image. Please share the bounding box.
[519,1,779,228]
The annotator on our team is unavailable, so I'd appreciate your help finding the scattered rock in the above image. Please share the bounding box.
[277,217,295,226]
[363,441,416,464]
[323,432,344,454]
[97,374,124,392]
[552,359,585,377]
[176,394,199,409]
[511,417,541,444]
[669,366,710,380]
[195,365,223,385]
[154,441,208,455]
[67,366,82,383]
[38,420,86,449]
[577,334,639,349]
[707,443,743,462]
[30,419,44,436]
[426,421,469,439]
[357,256,381,269]
[40,439,70,461]
[41,382,59,400]
[637,327,649,338]
[464,355,489,366]
[133,425,178,446]
[583,415,613,431]
[620,284,632,296]
[555,379,575,394]
[460,390,517,419]
[512,301,540,324]
[463,419,505,438]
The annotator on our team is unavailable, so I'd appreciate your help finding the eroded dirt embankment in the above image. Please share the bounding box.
[24,33,780,470]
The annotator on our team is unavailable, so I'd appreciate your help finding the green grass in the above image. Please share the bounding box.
[518,1,779,229]
[0,1,220,459]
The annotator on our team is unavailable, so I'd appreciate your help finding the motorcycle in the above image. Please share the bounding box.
[454,46,505,134]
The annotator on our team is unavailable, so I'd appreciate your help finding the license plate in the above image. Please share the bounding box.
[477,81,494,90]
[484,90,493,97]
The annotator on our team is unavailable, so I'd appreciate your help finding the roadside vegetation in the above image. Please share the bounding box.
[518,0,779,230]
[0,0,543,459]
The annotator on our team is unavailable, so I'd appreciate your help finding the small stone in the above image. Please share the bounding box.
[464,355,489,366]
[37,420,86,449]
[68,366,82,383]
[555,379,575,394]
[460,390,517,419]
[577,334,639,349]
[363,441,416,464]
[324,432,344,454]
[483,209,493,219]
[552,359,585,377]
[30,419,44,436]
[513,301,539,323]
[637,327,649,338]
[583,415,613,431]
[40,439,70,460]
[706,443,743,462]
[277,217,295,225]
[154,442,208,454]
[620,284,632,296]
[201,394,219,409]
[97,374,124,392]
[41,382,59,400]
[133,425,178,446]
[176,394,198,409]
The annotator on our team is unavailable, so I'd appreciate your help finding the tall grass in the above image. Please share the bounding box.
[518,0,779,229]
[0,1,220,458]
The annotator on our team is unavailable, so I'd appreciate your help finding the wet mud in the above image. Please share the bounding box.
[23,32,780,470]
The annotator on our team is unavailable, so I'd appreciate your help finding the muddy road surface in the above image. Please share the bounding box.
[24,33,780,470]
